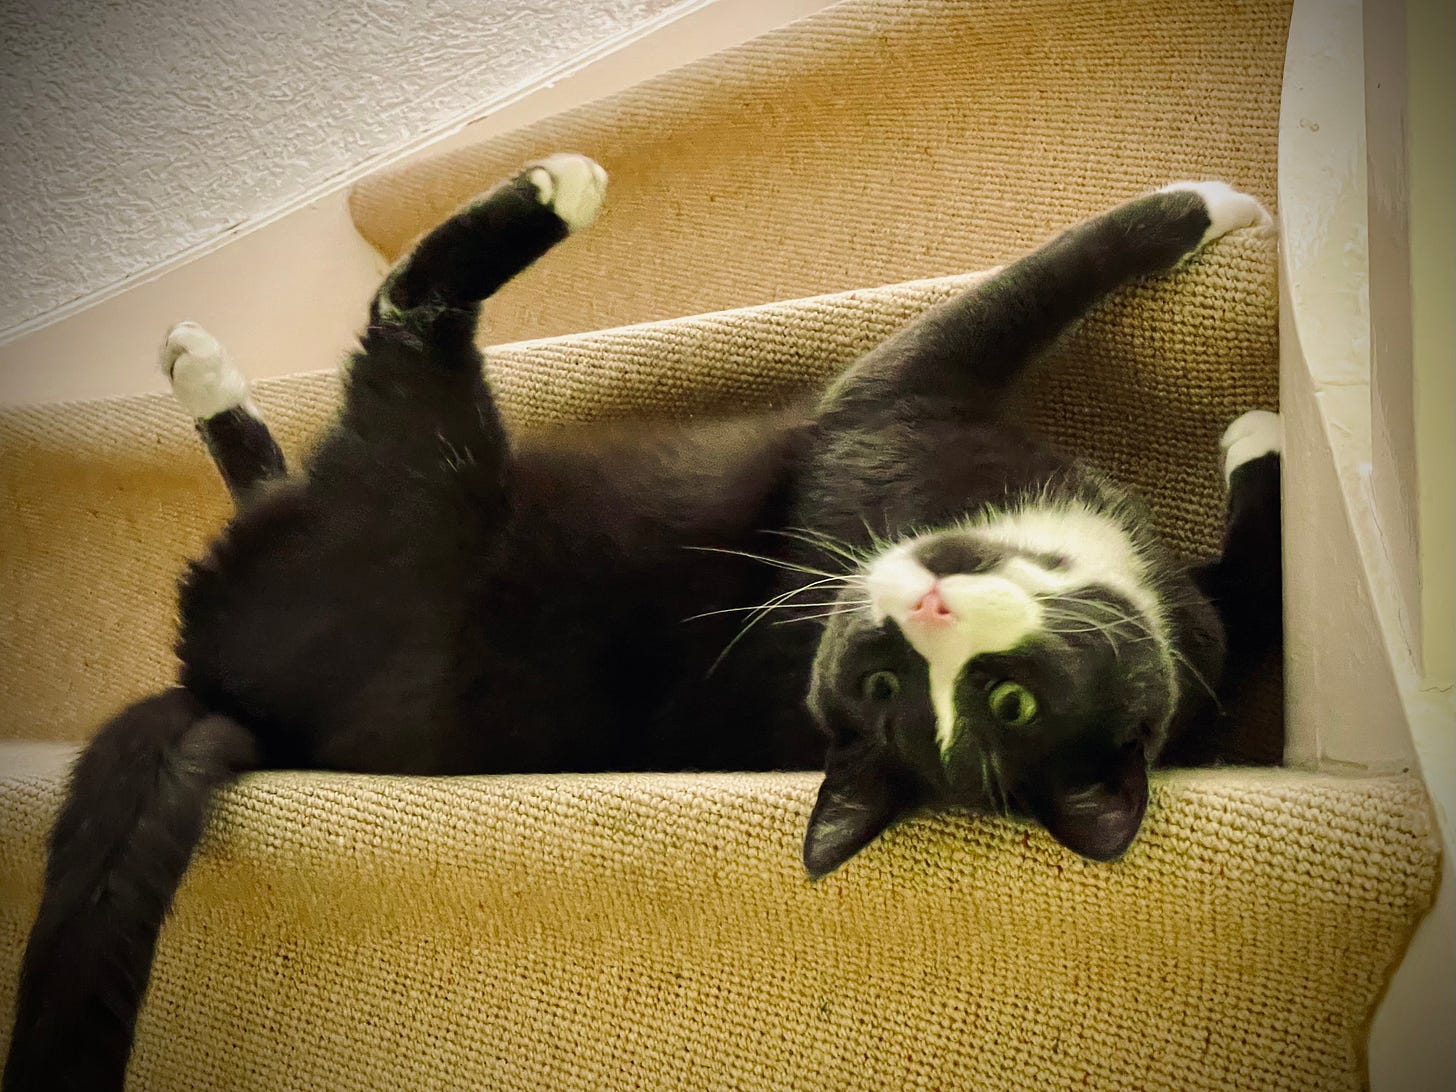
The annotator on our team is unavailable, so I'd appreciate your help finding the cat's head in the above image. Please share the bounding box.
[802,507,1180,877]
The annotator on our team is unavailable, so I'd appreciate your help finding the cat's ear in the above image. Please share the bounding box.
[803,747,918,879]
[1024,741,1149,862]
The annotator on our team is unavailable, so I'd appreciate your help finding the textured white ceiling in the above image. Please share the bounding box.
[0,0,686,334]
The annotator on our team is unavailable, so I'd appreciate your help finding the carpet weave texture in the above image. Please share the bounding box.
[1,0,1440,1088]
[0,749,1440,1091]
[352,0,1292,346]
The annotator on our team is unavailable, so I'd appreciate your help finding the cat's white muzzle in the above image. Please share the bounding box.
[865,551,1044,756]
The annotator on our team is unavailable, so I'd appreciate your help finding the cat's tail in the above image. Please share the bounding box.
[2,689,259,1092]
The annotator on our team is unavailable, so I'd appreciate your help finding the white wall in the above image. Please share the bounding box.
[1279,1,1454,1087]
[0,0,834,406]
[0,0,689,338]
[1364,0,1455,689]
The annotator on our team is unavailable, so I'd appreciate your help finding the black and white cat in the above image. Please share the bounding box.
[3,154,1281,1091]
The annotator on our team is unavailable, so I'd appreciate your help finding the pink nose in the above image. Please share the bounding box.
[910,586,955,625]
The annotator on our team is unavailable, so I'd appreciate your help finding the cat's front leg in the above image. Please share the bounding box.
[1198,409,1283,666]
[818,181,1272,420]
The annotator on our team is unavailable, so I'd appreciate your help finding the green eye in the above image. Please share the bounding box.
[861,670,901,701]
[987,680,1038,726]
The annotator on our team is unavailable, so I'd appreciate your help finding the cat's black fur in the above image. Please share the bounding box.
[193,405,286,504]
[4,159,1280,1091]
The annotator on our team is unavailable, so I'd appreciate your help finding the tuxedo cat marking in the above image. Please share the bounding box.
[4,156,1282,1092]
[791,181,1280,874]
[801,424,1279,872]
[161,321,284,503]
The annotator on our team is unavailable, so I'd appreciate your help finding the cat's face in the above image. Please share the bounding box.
[802,509,1178,877]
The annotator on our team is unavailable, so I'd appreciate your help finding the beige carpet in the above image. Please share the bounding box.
[0,746,1440,1091]
[1,0,1440,1088]
[352,0,1292,346]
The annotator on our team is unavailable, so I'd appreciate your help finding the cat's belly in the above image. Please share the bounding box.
[172,482,478,771]
[172,452,824,776]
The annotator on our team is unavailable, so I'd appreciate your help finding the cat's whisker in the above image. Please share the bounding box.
[1062,604,1214,700]
[1170,647,1222,705]
[435,431,478,474]
[771,605,870,625]
[1044,598,1161,645]
[1040,605,1130,660]
[705,578,861,676]
[764,527,870,572]
[1041,621,1120,635]
[682,576,850,623]
[723,599,872,622]
[1043,605,1144,636]
[974,747,1012,820]
[1051,597,1155,637]
[706,580,860,624]
[858,516,894,555]
[1068,602,1220,705]
[987,748,1013,819]
[1044,601,1221,707]
[683,545,847,582]
[706,611,787,678]
[1043,618,1162,646]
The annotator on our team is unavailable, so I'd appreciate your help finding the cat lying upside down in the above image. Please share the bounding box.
[4,154,1281,1091]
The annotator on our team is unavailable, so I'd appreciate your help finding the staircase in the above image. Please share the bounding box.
[0,1,1444,1088]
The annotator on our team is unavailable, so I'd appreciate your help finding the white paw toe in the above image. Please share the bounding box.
[161,321,249,419]
[1220,409,1282,483]
[1159,181,1273,246]
[526,153,607,233]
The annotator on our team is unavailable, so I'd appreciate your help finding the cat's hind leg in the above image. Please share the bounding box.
[162,321,287,505]
[371,152,606,322]
[321,155,607,506]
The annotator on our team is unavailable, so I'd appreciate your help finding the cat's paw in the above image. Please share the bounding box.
[525,153,607,233]
[161,321,249,419]
[1158,181,1273,247]
[1220,409,1281,483]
